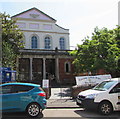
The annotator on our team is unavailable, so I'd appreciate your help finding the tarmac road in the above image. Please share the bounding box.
[1,108,120,119]
[43,108,120,118]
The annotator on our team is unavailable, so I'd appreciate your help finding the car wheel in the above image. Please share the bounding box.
[27,103,41,117]
[98,101,113,115]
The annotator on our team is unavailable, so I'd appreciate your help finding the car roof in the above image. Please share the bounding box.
[0,82,41,87]
[109,78,120,82]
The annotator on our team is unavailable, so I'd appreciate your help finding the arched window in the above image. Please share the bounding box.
[31,36,37,49]
[59,37,65,50]
[65,62,71,73]
[45,37,51,49]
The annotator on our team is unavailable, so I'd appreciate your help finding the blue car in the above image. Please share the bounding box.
[0,82,47,117]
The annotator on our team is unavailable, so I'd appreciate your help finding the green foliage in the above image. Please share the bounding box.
[2,41,17,67]
[1,13,24,69]
[70,26,120,77]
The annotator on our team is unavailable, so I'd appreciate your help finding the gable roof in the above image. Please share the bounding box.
[12,7,56,22]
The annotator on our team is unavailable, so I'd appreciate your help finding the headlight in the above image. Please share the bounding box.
[86,94,98,99]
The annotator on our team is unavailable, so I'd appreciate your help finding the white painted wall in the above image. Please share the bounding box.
[13,8,70,50]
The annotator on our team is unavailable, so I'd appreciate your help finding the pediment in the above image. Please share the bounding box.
[12,7,56,22]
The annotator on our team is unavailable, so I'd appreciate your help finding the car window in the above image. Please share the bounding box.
[110,83,120,93]
[93,81,116,91]
[1,85,13,94]
[12,85,34,93]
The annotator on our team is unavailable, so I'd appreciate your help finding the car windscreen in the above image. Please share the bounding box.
[93,81,117,91]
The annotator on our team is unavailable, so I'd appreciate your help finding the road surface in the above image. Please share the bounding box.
[2,108,120,119]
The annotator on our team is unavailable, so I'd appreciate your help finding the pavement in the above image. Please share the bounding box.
[47,87,79,108]
[47,99,79,108]
[43,108,82,117]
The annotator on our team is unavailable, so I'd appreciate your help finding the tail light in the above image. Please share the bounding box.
[38,92,46,97]
[38,87,46,97]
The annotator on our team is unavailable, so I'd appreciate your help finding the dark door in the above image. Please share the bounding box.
[32,58,43,84]
[46,59,55,79]
[19,58,30,81]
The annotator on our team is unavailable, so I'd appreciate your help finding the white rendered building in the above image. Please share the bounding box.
[12,8,74,85]
[12,7,70,50]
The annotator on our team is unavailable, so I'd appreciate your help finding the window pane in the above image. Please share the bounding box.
[93,81,116,91]
[60,38,65,50]
[31,36,37,49]
[110,83,120,93]
[66,63,69,72]
[65,62,70,73]
[45,37,51,49]
[2,85,12,94]
[12,85,34,93]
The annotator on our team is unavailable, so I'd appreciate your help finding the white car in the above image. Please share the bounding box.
[76,78,120,115]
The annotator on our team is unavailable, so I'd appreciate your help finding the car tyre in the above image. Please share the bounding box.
[26,103,41,117]
[98,101,113,115]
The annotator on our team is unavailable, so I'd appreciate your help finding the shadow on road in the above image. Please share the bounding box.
[74,109,120,119]
[1,112,43,119]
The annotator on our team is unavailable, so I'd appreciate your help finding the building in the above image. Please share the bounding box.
[12,8,75,85]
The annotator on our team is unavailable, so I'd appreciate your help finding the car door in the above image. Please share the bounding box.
[1,85,14,111]
[10,85,34,111]
[1,84,33,112]
[109,83,120,110]
[1,84,27,111]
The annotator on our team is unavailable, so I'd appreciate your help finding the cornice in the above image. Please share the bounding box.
[12,17,55,23]
[21,29,69,35]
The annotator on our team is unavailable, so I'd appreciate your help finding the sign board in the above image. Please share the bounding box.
[42,79,49,88]
[76,74,112,86]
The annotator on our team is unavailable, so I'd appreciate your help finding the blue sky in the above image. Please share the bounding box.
[0,0,119,49]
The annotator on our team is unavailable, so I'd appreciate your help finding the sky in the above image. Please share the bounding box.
[0,0,120,49]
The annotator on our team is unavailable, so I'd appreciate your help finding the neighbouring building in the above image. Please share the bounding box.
[12,7,75,85]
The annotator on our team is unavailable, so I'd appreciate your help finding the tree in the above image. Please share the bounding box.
[70,26,120,77]
[1,13,24,69]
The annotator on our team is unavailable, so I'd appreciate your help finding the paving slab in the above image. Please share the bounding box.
[47,99,79,108]
[43,109,82,117]
[49,88,72,99]
[47,87,79,108]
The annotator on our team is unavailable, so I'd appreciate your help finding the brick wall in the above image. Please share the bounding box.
[59,58,75,85]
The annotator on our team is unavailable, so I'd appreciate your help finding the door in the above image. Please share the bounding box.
[9,85,33,111]
[109,83,120,110]
[32,58,43,82]
[46,59,55,79]
[1,84,33,112]
[1,85,17,111]
[19,58,30,81]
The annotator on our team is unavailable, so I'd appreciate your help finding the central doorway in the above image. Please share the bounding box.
[46,59,55,79]
[46,59,60,88]
[32,58,43,84]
